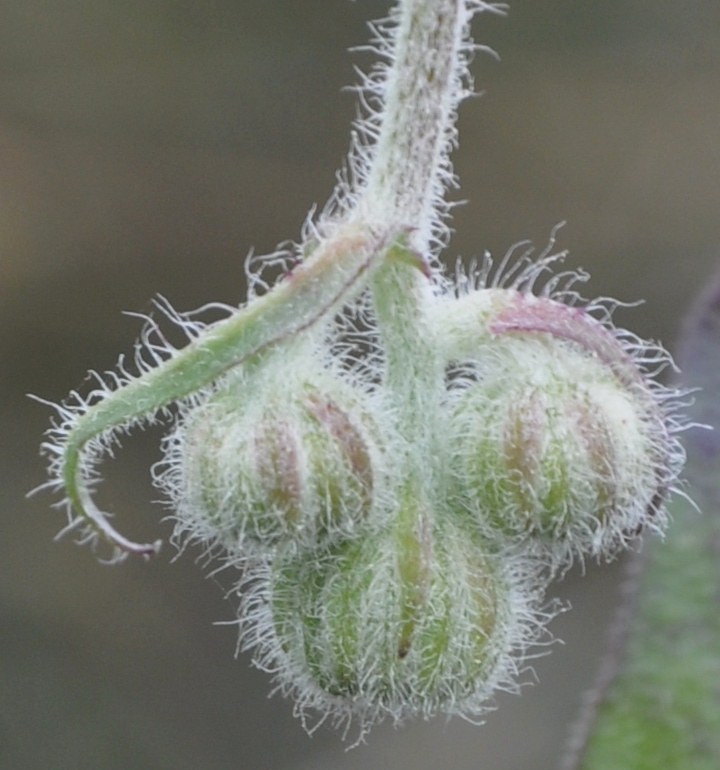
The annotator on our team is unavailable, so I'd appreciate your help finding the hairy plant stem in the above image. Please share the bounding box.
[361,0,475,436]
[360,0,474,629]
[356,0,467,247]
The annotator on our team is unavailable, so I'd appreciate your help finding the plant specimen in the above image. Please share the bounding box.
[37,0,688,744]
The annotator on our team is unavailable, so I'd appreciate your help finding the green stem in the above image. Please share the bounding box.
[352,0,500,254]
[360,0,463,228]
[371,252,443,665]
[359,1,477,625]
[360,0,474,434]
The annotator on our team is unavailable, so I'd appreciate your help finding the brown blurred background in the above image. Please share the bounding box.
[2,1,719,769]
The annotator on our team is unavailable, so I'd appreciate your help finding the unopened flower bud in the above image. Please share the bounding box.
[258,516,530,731]
[164,369,379,552]
[446,293,683,564]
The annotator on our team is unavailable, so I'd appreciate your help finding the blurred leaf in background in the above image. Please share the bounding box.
[575,263,720,770]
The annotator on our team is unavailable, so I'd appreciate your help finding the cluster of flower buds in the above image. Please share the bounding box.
[40,228,686,741]
[149,248,685,738]
[40,0,688,743]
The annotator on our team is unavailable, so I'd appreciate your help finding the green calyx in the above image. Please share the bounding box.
[168,367,379,552]
[269,516,507,717]
[448,335,668,564]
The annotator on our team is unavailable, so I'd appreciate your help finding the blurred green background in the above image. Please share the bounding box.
[2,2,718,768]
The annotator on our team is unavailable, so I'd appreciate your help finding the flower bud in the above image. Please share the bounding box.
[164,369,379,552]
[258,516,529,731]
[448,328,678,564]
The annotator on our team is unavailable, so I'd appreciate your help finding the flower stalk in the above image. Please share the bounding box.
[356,0,470,244]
